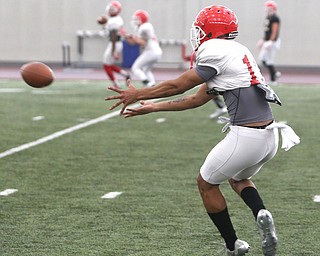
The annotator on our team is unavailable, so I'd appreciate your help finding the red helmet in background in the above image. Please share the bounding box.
[190,5,238,50]
[265,1,277,11]
[106,1,122,17]
[132,10,149,27]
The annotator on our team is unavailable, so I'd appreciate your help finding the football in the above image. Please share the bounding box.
[20,62,54,88]
[97,15,108,25]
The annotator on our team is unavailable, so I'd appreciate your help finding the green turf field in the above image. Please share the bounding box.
[0,79,319,255]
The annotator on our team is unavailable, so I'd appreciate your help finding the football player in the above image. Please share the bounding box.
[258,1,281,85]
[106,5,300,256]
[124,10,162,87]
[100,1,130,88]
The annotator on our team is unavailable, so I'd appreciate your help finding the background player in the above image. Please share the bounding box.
[99,1,130,88]
[106,5,300,255]
[123,10,162,87]
[258,0,281,85]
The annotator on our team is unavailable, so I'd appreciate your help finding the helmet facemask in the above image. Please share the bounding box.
[131,16,141,30]
[106,1,121,17]
[131,10,149,30]
[190,25,206,51]
[266,6,276,16]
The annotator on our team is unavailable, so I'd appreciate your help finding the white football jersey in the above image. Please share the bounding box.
[105,15,123,32]
[196,39,265,92]
[137,23,162,54]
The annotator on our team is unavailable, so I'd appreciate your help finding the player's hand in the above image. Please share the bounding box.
[119,27,127,37]
[113,52,120,60]
[123,101,155,118]
[124,34,135,45]
[263,40,273,49]
[105,79,139,114]
[257,39,264,49]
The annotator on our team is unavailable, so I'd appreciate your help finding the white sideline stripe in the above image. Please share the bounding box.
[0,189,18,196]
[0,100,160,159]
[101,191,123,199]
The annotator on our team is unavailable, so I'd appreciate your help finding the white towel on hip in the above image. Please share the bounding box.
[266,122,300,151]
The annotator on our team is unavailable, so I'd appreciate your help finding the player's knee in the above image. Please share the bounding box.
[197,174,207,192]
[229,178,255,193]
[197,174,219,193]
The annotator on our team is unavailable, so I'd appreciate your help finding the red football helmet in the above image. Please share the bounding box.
[132,10,149,27]
[106,1,122,17]
[265,1,277,10]
[190,5,238,50]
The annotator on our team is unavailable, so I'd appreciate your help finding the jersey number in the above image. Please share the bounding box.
[242,55,259,85]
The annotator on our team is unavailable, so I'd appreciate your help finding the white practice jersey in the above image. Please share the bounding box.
[196,39,266,92]
[104,15,123,33]
[137,23,162,54]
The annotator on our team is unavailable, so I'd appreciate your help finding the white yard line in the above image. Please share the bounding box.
[0,101,161,159]
[0,110,121,159]
[101,192,123,199]
[313,195,320,203]
[0,189,18,196]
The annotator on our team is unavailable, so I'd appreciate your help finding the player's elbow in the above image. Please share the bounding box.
[175,85,188,95]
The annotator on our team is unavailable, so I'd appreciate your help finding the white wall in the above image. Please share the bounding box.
[0,0,319,67]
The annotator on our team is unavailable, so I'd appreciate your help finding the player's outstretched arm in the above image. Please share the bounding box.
[105,69,204,114]
[123,83,215,118]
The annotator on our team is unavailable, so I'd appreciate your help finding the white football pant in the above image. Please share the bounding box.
[200,126,279,184]
[131,50,161,85]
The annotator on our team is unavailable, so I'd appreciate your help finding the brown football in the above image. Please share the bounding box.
[97,15,108,25]
[20,62,54,88]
